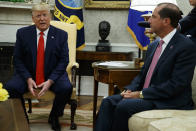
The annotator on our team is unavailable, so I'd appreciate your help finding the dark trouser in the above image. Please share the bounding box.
[5,75,72,117]
[50,88,72,117]
[95,94,155,131]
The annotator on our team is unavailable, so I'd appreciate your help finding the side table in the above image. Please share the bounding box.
[92,61,140,129]
[0,99,30,131]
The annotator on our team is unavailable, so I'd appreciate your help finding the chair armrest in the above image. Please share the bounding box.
[67,62,79,72]
[72,62,79,68]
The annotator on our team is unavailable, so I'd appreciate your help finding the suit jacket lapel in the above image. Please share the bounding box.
[44,26,56,72]
[145,41,159,73]
[30,26,37,74]
[153,32,177,74]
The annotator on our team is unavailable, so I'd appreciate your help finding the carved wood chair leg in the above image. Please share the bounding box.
[70,99,77,130]
[78,74,81,96]
[27,99,32,113]
[21,97,29,124]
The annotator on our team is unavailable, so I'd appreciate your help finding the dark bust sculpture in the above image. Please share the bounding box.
[96,21,111,52]
[99,21,111,42]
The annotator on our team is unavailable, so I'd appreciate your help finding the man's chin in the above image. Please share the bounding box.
[39,26,48,31]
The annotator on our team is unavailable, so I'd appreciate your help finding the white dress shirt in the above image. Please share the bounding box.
[36,28,49,50]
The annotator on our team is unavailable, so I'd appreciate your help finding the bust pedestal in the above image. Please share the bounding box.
[96,40,111,52]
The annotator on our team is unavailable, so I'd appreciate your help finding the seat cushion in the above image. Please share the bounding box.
[23,89,55,101]
[148,116,196,131]
[128,110,196,131]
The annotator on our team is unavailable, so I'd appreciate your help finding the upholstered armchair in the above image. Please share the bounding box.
[23,20,79,130]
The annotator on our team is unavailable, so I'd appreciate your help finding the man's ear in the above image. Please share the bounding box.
[163,18,171,26]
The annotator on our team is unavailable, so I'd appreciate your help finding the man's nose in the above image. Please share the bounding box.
[40,15,45,20]
[148,17,151,23]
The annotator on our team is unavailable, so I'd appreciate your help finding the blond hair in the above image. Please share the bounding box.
[32,3,50,12]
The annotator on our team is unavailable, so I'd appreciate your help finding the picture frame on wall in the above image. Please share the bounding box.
[84,0,130,9]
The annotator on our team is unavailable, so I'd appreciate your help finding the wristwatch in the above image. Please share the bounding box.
[139,91,144,99]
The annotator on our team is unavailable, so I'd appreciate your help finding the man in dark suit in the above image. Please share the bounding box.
[179,0,196,43]
[95,3,196,131]
[5,3,72,131]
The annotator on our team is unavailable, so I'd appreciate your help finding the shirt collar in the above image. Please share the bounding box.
[161,28,176,45]
[36,27,49,36]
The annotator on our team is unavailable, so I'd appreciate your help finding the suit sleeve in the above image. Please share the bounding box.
[124,65,145,91]
[143,40,196,100]
[13,29,32,80]
[180,7,196,33]
[48,31,69,82]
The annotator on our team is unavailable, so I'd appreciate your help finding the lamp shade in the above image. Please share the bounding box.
[130,0,178,11]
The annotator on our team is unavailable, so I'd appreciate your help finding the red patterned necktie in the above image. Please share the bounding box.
[143,40,164,88]
[36,32,45,85]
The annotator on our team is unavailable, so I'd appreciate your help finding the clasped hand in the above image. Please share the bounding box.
[27,78,53,98]
[121,89,140,99]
